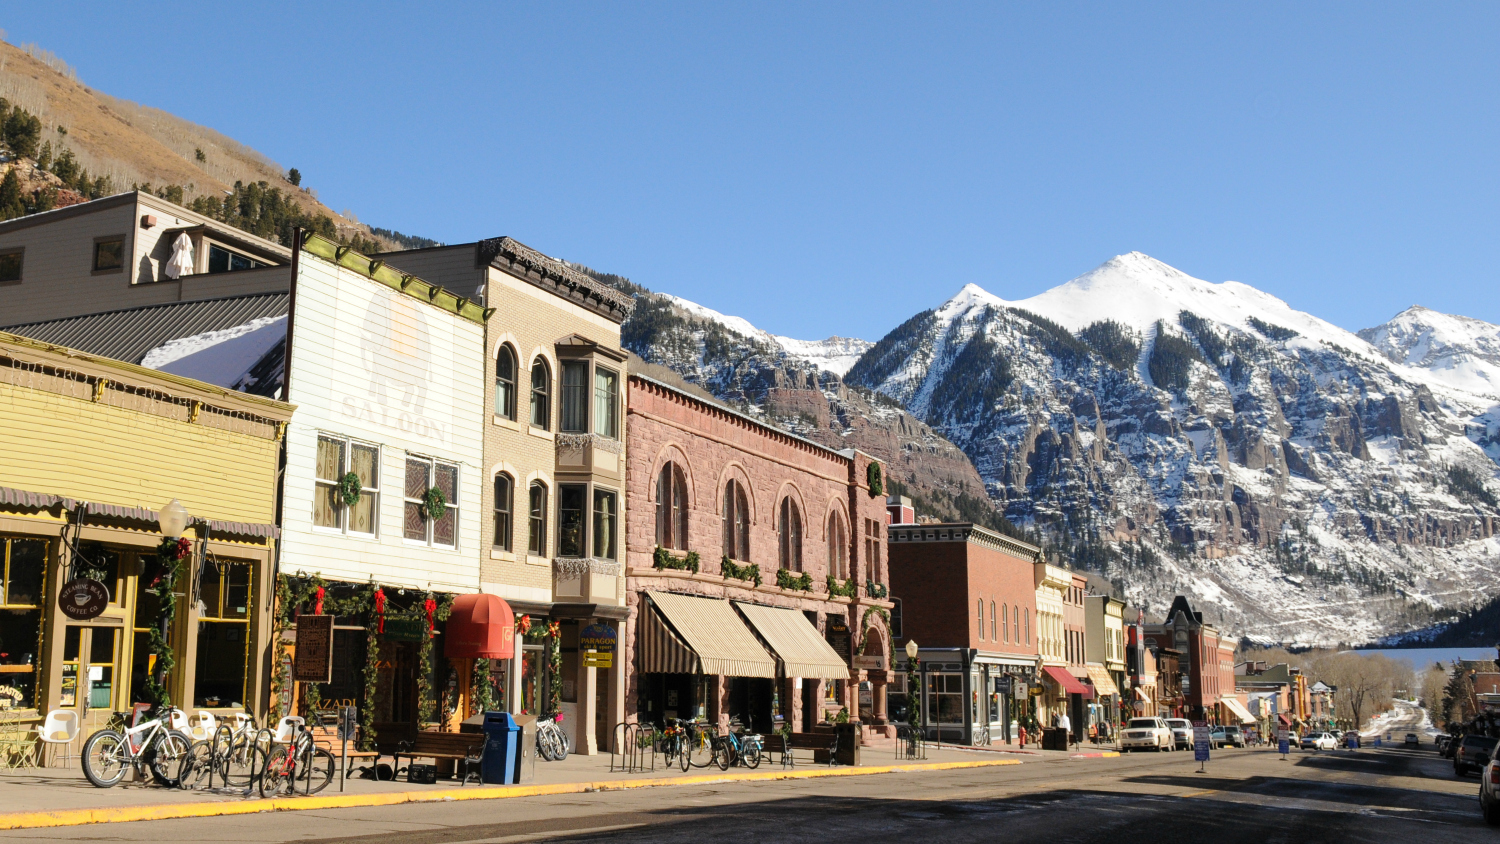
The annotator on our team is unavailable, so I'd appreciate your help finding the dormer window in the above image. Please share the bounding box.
[207,243,265,274]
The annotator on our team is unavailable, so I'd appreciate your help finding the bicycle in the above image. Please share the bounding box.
[535,712,570,762]
[258,720,334,797]
[710,721,763,771]
[680,720,715,771]
[81,707,194,788]
[179,713,264,791]
[658,720,684,769]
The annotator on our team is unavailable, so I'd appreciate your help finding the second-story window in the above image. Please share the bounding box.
[0,248,22,283]
[778,497,802,572]
[827,512,848,579]
[991,601,997,641]
[528,482,548,556]
[495,345,517,420]
[93,237,124,272]
[722,479,750,561]
[656,462,688,551]
[314,434,378,536]
[593,366,618,438]
[530,357,550,429]
[558,484,587,557]
[560,361,588,433]
[1024,608,1031,645]
[977,600,985,641]
[404,455,458,548]
[493,473,514,551]
[593,489,618,560]
[863,518,881,582]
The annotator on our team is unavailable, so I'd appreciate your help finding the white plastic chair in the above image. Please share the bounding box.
[272,716,305,744]
[169,709,191,734]
[37,710,79,767]
[187,711,217,742]
[231,712,255,738]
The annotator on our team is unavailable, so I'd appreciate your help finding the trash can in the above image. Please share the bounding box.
[481,711,522,784]
[1042,727,1069,751]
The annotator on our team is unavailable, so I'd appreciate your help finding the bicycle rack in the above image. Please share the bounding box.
[895,725,927,761]
[609,722,656,773]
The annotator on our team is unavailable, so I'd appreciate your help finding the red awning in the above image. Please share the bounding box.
[1277,713,1292,727]
[444,594,515,660]
[1043,666,1093,699]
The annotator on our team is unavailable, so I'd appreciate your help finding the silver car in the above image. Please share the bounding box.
[1165,718,1193,750]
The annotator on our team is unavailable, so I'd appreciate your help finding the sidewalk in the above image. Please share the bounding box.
[0,742,1083,829]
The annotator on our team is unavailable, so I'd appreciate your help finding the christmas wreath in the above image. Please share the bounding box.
[422,487,446,520]
[338,472,362,507]
[867,462,884,497]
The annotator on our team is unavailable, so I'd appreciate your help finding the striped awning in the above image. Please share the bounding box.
[735,602,849,681]
[0,486,72,510]
[1085,664,1119,697]
[1222,697,1256,725]
[637,592,776,678]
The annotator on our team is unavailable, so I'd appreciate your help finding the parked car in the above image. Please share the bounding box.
[1165,718,1193,750]
[1120,718,1174,752]
[1455,735,1500,778]
[1481,756,1500,825]
[1437,735,1452,753]
[1210,725,1246,748]
[1443,734,1461,759]
[1300,732,1337,751]
[1405,733,1420,747]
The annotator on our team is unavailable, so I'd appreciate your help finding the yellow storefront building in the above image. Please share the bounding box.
[0,331,292,755]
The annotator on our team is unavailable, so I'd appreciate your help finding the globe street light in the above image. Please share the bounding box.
[159,499,190,539]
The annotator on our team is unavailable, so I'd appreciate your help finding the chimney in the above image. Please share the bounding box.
[886,495,914,526]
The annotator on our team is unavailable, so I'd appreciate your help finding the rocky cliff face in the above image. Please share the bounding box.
[846,254,1500,645]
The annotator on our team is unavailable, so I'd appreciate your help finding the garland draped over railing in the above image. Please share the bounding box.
[776,569,813,592]
[826,574,856,598]
[721,556,761,586]
[653,546,700,574]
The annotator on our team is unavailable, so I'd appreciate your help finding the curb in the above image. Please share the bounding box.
[0,758,1023,830]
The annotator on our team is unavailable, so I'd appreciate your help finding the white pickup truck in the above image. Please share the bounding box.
[1120,717,1174,752]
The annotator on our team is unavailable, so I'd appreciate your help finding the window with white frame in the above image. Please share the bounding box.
[314,434,379,535]
[404,455,459,548]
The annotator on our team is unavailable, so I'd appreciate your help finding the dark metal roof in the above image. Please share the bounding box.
[0,293,289,365]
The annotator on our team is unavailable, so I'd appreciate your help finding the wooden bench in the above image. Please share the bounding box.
[308,725,381,779]
[389,731,482,785]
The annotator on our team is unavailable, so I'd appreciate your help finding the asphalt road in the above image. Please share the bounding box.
[2,738,1484,843]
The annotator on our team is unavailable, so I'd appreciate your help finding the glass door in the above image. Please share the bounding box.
[62,625,121,739]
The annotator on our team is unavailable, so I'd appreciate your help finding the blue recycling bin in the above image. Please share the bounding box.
[482,711,522,784]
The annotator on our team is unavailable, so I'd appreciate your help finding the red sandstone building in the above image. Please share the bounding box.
[887,518,1041,745]
[623,375,895,737]
[1143,595,1228,723]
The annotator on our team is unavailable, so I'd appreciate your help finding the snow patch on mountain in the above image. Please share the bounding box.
[659,294,869,375]
[1359,306,1500,399]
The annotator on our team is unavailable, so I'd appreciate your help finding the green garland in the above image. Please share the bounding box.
[423,487,447,520]
[143,537,190,706]
[338,472,362,507]
[272,574,380,748]
[548,622,562,715]
[864,580,889,599]
[653,546,700,574]
[359,586,380,751]
[776,568,813,592]
[416,592,457,724]
[826,574,856,598]
[721,556,761,586]
[867,462,884,497]
[471,659,497,715]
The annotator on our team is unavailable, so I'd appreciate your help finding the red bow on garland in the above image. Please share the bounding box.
[424,597,437,633]
[374,587,386,634]
[516,614,531,635]
[313,586,325,616]
[546,620,560,639]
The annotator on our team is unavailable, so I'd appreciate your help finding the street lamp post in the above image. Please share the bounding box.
[905,639,921,737]
[154,499,191,703]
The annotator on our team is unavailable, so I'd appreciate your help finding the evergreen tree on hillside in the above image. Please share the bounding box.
[1147,323,1202,393]
[1078,320,1141,371]
[0,170,25,221]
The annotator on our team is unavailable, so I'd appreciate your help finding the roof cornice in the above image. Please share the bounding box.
[301,234,486,325]
[477,237,633,323]
[886,522,1042,561]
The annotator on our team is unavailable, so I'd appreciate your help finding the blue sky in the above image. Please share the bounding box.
[5,3,1496,341]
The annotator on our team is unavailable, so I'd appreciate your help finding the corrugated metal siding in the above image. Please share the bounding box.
[1,293,289,364]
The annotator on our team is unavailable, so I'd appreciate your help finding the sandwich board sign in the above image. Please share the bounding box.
[1192,720,1211,766]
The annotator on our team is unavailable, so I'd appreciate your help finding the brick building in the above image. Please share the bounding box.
[623,374,894,738]
[1144,596,1225,723]
[886,521,1040,745]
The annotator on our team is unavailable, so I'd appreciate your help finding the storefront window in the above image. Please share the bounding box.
[926,673,963,724]
[194,558,252,708]
[520,647,543,715]
[60,626,80,707]
[0,537,46,711]
[130,558,164,706]
[76,542,123,606]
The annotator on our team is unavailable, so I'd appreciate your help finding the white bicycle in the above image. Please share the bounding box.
[535,712,571,761]
[81,707,193,788]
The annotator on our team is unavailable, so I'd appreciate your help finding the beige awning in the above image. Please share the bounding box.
[1222,696,1257,725]
[735,602,850,681]
[1084,665,1119,697]
[641,592,776,678]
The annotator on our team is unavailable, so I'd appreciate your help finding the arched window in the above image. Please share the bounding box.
[495,345,517,420]
[990,601,997,641]
[493,473,514,551]
[977,599,985,641]
[826,511,848,580]
[778,496,802,572]
[527,481,547,556]
[722,479,750,561]
[529,357,550,429]
[656,462,689,550]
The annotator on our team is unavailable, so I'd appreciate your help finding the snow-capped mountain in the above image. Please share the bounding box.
[660,294,872,376]
[846,253,1500,645]
[1359,306,1500,399]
